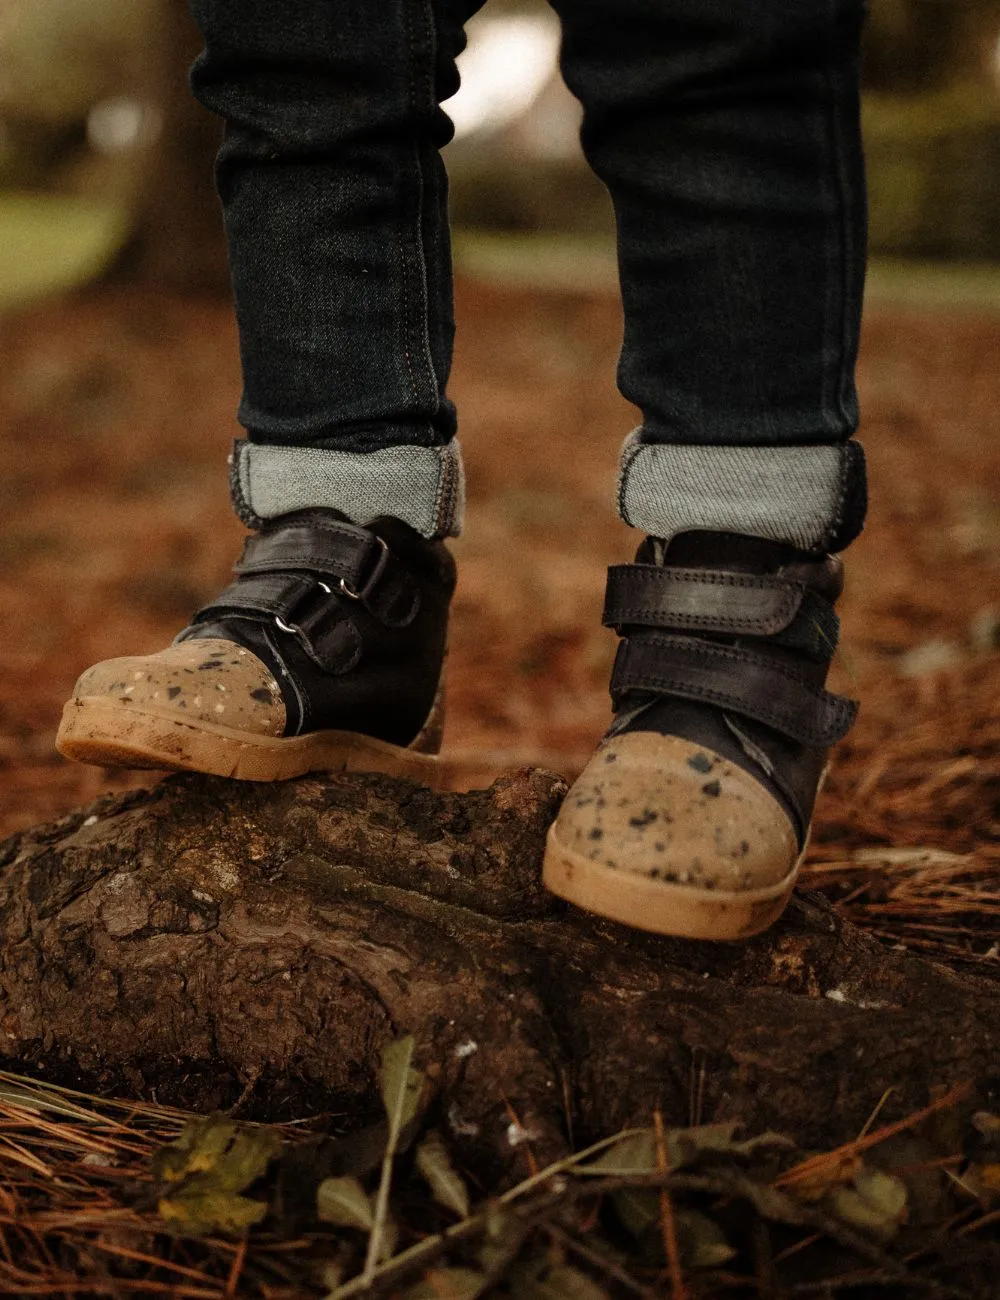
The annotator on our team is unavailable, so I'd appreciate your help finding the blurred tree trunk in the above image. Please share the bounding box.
[863,0,1000,93]
[134,0,229,295]
[127,0,1000,279]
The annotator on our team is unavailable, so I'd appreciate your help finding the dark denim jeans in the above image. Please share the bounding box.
[190,0,868,549]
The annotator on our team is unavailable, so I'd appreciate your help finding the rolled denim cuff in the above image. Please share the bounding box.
[617,431,867,553]
[229,439,465,539]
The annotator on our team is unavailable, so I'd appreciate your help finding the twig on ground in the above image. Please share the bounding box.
[653,1109,686,1300]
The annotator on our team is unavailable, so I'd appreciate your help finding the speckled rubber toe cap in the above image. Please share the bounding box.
[56,636,444,784]
[542,732,802,939]
[69,638,286,735]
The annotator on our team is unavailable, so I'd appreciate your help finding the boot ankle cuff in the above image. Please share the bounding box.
[617,432,866,554]
[229,439,465,540]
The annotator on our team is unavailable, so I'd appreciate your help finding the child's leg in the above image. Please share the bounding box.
[189,0,474,536]
[543,0,868,938]
[57,0,481,783]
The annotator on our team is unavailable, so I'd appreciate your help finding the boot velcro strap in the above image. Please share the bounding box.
[605,565,801,633]
[199,572,312,622]
[612,632,857,747]
[603,564,838,661]
[191,572,362,674]
[234,522,419,628]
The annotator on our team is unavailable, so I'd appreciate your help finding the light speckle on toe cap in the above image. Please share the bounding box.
[555,732,798,892]
[72,638,286,737]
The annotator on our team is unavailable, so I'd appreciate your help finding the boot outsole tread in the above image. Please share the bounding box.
[542,822,801,940]
[56,697,442,787]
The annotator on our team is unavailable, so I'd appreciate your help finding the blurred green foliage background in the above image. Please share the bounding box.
[2,0,1000,305]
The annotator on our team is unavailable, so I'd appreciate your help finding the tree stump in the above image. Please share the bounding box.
[1,769,997,1175]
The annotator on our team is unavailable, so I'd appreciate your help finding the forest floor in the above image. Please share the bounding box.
[1,273,997,967]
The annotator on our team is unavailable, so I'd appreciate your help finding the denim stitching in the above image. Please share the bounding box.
[825,444,849,551]
[397,0,440,416]
[817,0,865,441]
[229,441,263,528]
[432,440,465,536]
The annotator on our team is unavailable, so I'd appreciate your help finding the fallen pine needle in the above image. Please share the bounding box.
[653,1108,686,1300]
[775,1082,972,1188]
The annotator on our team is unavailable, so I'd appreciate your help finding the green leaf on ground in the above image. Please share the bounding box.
[153,1115,239,1183]
[677,1209,738,1269]
[579,1122,793,1177]
[416,1130,470,1218]
[363,1036,428,1282]
[380,1035,427,1141]
[667,1123,794,1169]
[828,1167,909,1241]
[580,1128,657,1175]
[152,1114,280,1237]
[159,1186,269,1236]
[317,1176,375,1231]
[612,1186,660,1238]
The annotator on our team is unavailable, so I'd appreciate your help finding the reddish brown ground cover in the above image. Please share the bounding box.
[0,279,997,963]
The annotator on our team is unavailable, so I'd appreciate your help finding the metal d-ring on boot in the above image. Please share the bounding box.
[542,532,857,940]
[56,510,455,784]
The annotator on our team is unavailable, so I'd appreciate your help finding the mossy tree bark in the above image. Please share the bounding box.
[1,769,997,1176]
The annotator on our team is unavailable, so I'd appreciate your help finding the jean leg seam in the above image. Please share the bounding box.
[431,440,465,536]
[817,43,840,437]
[397,0,421,409]
[819,1,863,441]
[396,0,441,427]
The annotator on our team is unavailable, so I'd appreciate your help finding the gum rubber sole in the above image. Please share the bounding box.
[542,821,799,940]
[56,697,442,787]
